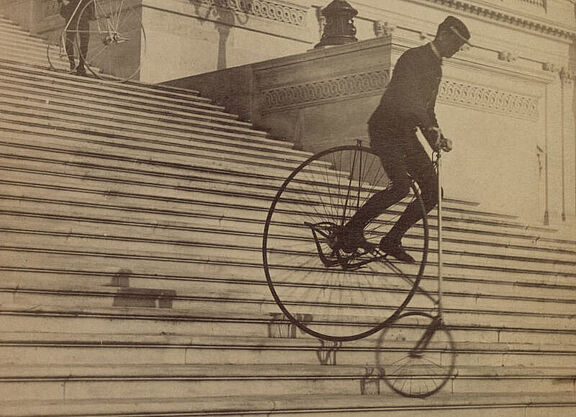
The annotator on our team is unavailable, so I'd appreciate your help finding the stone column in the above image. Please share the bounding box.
[560,66,576,223]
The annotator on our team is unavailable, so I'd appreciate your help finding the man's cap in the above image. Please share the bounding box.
[440,16,472,46]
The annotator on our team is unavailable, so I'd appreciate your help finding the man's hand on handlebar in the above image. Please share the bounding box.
[424,127,453,153]
[438,136,453,152]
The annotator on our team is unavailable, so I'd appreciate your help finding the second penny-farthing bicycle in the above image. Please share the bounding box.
[47,0,146,82]
[262,139,455,398]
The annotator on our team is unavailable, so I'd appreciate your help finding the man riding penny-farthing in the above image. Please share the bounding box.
[263,16,472,398]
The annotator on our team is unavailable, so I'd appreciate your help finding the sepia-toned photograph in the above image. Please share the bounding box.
[0,0,574,415]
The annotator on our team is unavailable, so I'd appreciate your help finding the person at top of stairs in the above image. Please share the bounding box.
[341,16,472,263]
[57,0,94,76]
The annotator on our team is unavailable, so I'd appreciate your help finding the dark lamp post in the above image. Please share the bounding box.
[315,0,358,49]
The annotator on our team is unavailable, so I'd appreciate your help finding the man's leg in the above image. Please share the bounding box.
[64,28,76,72]
[76,16,90,75]
[382,135,438,244]
[341,126,412,252]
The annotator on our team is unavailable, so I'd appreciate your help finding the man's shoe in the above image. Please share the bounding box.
[75,67,87,77]
[340,226,374,253]
[379,236,415,264]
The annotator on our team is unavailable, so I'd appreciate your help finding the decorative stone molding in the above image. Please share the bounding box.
[262,71,538,119]
[261,70,390,112]
[374,20,396,37]
[438,79,539,119]
[487,0,546,9]
[417,0,576,40]
[196,0,307,26]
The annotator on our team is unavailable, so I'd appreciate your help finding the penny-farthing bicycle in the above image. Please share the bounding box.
[47,0,146,82]
[262,139,455,397]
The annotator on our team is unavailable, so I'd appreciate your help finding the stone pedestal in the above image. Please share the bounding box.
[314,0,358,48]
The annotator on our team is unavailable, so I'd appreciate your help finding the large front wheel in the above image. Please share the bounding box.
[262,144,429,342]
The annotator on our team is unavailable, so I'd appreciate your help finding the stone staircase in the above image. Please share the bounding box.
[1,14,576,416]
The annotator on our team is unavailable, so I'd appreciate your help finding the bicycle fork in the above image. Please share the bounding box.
[409,315,443,358]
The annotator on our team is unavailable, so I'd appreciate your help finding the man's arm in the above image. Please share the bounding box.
[393,50,451,150]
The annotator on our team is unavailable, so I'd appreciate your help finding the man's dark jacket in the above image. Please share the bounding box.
[369,43,442,135]
[59,0,94,21]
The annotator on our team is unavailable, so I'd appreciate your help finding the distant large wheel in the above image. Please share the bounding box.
[76,0,146,82]
[262,144,429,342]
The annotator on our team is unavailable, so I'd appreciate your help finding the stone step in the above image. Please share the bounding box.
[0,41,52,66]
[0,103,560,229]
[0,30,59,50]
[2,332,574,369]
[1,248,574,314]
[0,59,235,113]
[1,165,573,276]
[0,140,567,248]
[0,61,247,123]
[1,363,574,402]
[3,241,572,327]
[1,203,574,293]
[0,41,202,100]
[0,126,507,214]
[2,302,575,346]
[1,200,573,291]
[1,261,574,322]
[0,74,262,132]
[0,33,56,54]
[0,115,311,167]
[1,257,574,335]
[0,99,278,152]
[0,193,574,280]
[0,125,565,246]
[0,158,553,252]
[1,392,575,417]
[2,214,573,297]
[0,181,572,269]
[0,80,273,139]
[0,20,46,41]
[0,130,324,186]
[1,290,576,343]
[0,54,215,105]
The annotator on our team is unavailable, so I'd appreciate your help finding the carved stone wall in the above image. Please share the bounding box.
[261,69,389,112]
[193,0,307,26]
[437,80,540,120]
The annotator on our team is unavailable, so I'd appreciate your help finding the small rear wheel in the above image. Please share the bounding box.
[262,144,429,341]
[377,312,456,397]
